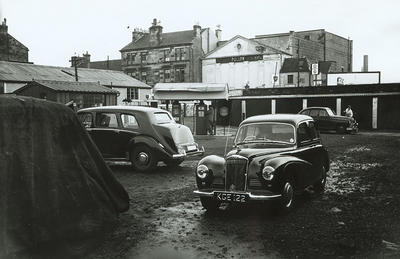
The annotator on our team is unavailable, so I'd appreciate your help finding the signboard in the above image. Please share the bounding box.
[311,63,319,75]
[216,55,263,64]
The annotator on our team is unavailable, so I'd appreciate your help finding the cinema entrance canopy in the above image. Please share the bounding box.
[153,83,229,100]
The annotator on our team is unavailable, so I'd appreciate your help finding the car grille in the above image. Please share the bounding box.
[225,155,248,191]
[248,178,263,189]
[211,177,225,189]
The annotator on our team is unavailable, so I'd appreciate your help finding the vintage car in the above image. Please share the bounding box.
[194,114,329,212]
[298,107,358,133]
[77,106,204,172]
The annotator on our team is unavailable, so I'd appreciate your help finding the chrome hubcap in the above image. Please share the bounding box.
[137,152,149,165]
[283,182,294,208]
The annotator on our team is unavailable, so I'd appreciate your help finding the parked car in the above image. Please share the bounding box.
[194,114,329,212]
[298,107,358,133]
[77,106,204,172]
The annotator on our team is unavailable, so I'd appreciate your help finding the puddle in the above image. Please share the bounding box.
[128,202,281,259]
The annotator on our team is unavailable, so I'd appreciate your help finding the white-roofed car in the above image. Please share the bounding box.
[77,106,204,172]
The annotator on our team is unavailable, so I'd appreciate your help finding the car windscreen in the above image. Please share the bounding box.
[154,112,174,124]
[326,108,335,116]
[235,123,295,145]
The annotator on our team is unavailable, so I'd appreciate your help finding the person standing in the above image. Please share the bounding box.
[206,106,215,135]
[345,105,353,118]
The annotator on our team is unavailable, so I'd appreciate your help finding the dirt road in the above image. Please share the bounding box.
[83,133,400,259]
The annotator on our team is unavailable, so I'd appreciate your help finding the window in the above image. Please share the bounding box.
[175,48,184,61]
[162,49,170,62]
[319,109,328,117]
[288,75,294,84]
[154,112,173,124]
[297,122,310,143]
[304,35,310,40]
[175,67,185,82]
[140,52,147,62]
[121,114,139,129]
[127,88,138,100]
[300,110,310,116]
[141,71,147,82]
[164,69,170,81]
[96,113,118,128]
[78,113,93,128]
[309,109,319,117]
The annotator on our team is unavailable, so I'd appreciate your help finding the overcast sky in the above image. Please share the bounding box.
[1,0,399,82]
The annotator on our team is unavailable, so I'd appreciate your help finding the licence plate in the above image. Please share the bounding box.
[187,145,197,151]
[215,192,247,203]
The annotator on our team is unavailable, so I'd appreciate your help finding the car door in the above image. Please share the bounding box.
[317,109,331,130]
[113,113,141,158]
[292,121,321,187]
[89,112,121,158]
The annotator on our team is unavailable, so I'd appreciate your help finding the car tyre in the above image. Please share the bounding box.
[200,197,220,212]
[131,145,157,173]
[313,165,327,193]
[275,177,296,213]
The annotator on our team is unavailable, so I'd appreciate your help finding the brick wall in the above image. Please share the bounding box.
[0,34,29,62]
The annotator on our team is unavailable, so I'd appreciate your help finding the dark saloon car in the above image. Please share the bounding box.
[298,107,358,133]
[194,114,329,212]
[77,106,204,172]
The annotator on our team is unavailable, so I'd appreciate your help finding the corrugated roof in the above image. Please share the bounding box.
[280,58,310,73]
[0,61,151,88]
[153,83,229,100]
[17,80,119,94]
[120,30,195,51]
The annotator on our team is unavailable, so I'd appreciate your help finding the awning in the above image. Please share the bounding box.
[153,83,229,100]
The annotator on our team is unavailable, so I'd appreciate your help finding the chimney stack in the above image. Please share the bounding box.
[215,25,222,40]
[0,18,8,35]
[149,18,163,46]
[193,23,201,38]
[362,55,368,72]
[132,28,145,42]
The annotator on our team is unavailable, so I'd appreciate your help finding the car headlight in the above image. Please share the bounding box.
[262,166,275,181]
[196,164,209,179]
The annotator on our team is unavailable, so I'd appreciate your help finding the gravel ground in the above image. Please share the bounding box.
[19,133,400,259]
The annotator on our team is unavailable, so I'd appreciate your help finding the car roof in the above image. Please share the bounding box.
[78,105,169,114]
[241,114,313,126]
[300,107,329,110]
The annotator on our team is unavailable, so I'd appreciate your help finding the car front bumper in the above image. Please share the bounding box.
[193,190,282,201]
[172,146,205,159]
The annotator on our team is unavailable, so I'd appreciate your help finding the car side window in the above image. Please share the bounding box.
[308,121,319,139]
[121,114,139,129]
[297,122,310,143]
[300,110,310,116]
[319,110,328,117]
[309,109,319,117]
[96,113,118,128]
[77,112,93,128]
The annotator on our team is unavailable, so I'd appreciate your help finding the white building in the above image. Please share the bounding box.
[202,35,291,93]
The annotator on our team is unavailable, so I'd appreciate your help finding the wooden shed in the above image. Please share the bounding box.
[14,80,118,109]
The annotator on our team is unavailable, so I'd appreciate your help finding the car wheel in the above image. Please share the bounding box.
[200,197,220,212]
[275,177,296,213]
[313,165,327,193]
[131,145,157,173]
[165,158,184,167]
[336,125,346,134]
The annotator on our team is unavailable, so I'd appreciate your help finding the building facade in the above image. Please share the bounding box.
[202,35,291,92]
[120,19,221,86]
[279,58,311,87]
[0,19,29,63]
[254,29,353,73]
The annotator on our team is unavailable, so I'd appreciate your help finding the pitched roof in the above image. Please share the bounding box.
[280,58,310,73]
[120,30,195,52]
[0,61,151,88]
[15,80,119,94]
[204,35,291,58]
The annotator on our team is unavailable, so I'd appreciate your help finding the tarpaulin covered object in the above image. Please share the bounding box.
[0,96,129,256]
